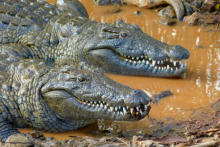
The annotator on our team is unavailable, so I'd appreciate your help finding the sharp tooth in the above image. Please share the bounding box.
[126,106,129,110]
[94,101,96,104]
[136,107,139,111]
[88,103,91,106]
[120,112,123,115]
[100,103,103,108]
[149,57,152,61]
[136,57,139,60]
[157,61,160,64]
[161,60,163,64]
[132,57,134,60]
[123,107,127,114]
[115,107,118,111]
[146,60,149,64]
[130,108,134,114]
[140,109,143,115]
[129,60,132,63]
[110,107,113,112]
[173,61,176,66]
[125,59,128,62]
[133,61,137,64]
[104,105,107,109]
[171,68,173,71]
[142,60,145,64]
[144,105,148,110]
[128,56,131,58]
[141,56,143,59]
[152,60,156,66]
[167,65,170,69]
[138,60,141,64]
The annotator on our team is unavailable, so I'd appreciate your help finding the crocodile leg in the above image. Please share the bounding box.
[0,103,19,142]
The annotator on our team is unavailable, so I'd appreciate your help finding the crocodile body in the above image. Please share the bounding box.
[0,44,151,141]
[0,0,189,77]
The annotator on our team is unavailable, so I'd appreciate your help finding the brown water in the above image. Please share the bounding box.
[21,0,220,140]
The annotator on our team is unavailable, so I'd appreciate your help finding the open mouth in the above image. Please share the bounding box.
[77,99,151,120]
[89,47,188,72]
[119,54,188,71]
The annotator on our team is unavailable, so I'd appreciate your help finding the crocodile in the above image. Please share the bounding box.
[0,0,189,77]
[0,44,151,141]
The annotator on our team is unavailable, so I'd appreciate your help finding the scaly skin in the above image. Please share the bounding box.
[94,0,185,20]
[0,0,189,77]
[0,44,151,141]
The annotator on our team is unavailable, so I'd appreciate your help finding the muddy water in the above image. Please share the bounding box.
[21,0,220,140]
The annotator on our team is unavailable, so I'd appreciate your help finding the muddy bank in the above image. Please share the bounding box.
[1,99,219,146]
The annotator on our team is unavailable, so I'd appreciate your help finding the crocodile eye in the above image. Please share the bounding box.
[77,75,89,82]
[120,32,128,38]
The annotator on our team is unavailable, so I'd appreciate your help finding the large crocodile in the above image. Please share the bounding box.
[0,44,151,141]
[0,0,189,77]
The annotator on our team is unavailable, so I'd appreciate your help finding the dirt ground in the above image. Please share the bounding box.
[182,0,220,26]
[1,99,219,147]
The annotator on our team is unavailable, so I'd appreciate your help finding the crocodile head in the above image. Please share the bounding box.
[41,65,151,122]
[83,20,189,77]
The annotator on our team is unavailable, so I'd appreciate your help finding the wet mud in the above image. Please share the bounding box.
[16,0,220,144]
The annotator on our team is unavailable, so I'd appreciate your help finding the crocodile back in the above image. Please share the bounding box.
[0,0,88,44]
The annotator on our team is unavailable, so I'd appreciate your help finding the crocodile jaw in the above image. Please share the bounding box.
[43,90,151,121]
[88,49,188,77]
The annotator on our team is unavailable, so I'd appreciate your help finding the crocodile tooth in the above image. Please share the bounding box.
[104,105,107,109]
[138,60,141,64]
[144,105,148,110]
[152,60,156,66]
[161,60,163,64]
[130,108,134,114]
[88,103,91,106]
[136,106,139,111]
[123,107,127,114]
[132,57,134,60]
[125,59,128,62]
[142,60,145,64]
[129,60,132,63]
[133,61,137,64]
[173,61,177,66]
[149,57,152,61]
[140,109,143,115]
[167,65,170,69]
[100,103,103,108]
[136,57,139,60]
[110,107,113,112]
[171,68,173,71]
[141,56,143,59]
[120,111,124,116]
[157,61,160,64]
[119,106,122,110]
[146,60,149,64]
[126,106,129,110]
[115,107,118,111]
